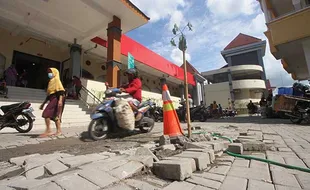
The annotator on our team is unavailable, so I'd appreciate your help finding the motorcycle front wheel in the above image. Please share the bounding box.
[15,113,33,133]
[88,119,109,141]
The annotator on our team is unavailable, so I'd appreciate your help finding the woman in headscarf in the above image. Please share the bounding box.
[39,68,65,137]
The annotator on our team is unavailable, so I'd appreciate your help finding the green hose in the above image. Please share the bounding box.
[191,131,310,173]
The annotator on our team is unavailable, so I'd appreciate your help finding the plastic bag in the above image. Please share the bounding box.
[114,99,135,130]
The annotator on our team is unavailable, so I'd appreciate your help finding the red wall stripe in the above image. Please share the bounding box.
[91,35,196,86]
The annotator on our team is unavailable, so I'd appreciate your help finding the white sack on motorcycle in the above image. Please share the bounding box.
[114,99,135,130]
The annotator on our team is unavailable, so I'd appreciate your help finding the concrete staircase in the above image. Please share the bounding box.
[0,86,91,131]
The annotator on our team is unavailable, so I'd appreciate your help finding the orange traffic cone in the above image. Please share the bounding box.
[162,84,184,137]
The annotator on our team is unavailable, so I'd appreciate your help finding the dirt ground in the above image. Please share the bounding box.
[0,131,160,161]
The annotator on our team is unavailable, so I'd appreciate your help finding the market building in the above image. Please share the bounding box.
[0,0,203,107]
[202,34,267,113]
[257,0,310,80]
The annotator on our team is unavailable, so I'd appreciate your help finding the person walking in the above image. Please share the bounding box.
[39,68,65,137]
[72,76,82,99]
[4,64,18,86]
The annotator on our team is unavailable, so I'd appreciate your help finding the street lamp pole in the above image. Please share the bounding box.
[170,23,193,138]
[182,37,192,138]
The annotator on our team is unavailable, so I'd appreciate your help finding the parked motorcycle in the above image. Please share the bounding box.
[88,88,155,141]
[222,109,237,117]
[145,103,163,122]
[0,102,35,133]
[190,105,208,122]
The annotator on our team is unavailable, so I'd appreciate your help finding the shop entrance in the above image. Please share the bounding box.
[12,51,61,89]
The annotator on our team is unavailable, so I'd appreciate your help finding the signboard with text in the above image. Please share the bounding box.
[128,53,135,69]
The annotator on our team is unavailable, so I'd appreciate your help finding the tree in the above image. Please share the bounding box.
[170,22,193,138]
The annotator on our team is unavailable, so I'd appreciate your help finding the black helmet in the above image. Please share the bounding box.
[125,68,138,77]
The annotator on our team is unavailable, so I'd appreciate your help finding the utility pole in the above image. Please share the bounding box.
[170,23,193,138]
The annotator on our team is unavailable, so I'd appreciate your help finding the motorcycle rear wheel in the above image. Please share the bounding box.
[290,111,303,124]
[88,119,109,141]
[139,117,155,133]
[15,113,33,133]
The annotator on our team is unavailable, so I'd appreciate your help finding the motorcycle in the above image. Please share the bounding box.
[190,105,208,122]
[0,101,35,133]
[88,88,155,141]
[288,83,310,124]
[145,103,163,122]
[222,109,237,117]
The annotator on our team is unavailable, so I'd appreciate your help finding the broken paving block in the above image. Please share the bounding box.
[153,159,192,181]
[228,143,243,154]
[159,135,171,146]
[174,151,210,171]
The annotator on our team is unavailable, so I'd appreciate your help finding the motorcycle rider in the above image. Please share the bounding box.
[119,68,143,121]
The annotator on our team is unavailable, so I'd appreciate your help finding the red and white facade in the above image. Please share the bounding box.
[0,0,201,106]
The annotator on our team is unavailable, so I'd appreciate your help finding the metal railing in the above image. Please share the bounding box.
[79,85,102,109]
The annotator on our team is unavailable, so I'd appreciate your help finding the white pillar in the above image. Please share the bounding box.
[302,39,310,79]
[292,0,302,10]
[262,0,272,22]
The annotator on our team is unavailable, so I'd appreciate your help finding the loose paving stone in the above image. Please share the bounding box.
[219,176,247,190]
[108,161,144,180]
[163,157,196,172]
[162,181,196,190]
[303,159,310,167]
[162,144,176,151]
[250,153,266,159]
[267,151,298,158]
[227,166,271,181]
[278,147,292,152]
[105,183,133,190]
[80,158,129,172]
[266,154,286,164]
[228,143,243,154]
[185,141,213,149]
[58,155,93,168]
[135,147,160,162]
[295,173,310,189]
[8,179,50,189]
[275,185,302,190]
[249,160,269,170]
[44,160,69,175]
[242,141,266,151]
[204,142,225,152]
[25,166,45,179]
[186,176,222,189]
[271,171,301,188]
[0,165,22,177]
[9,153,40,166]
[231,159,249,168]
[192,185,213,190]
[78,168,118,188]
[0,185,14,190]
[144,176,168,187]
[284,157,307,168]
[193,172,225,182]
[208,165,231,176]
[216,155,235,163]
[159,135,171,146]
[0,176,26,186]
[174,151,210,170]
[248,179,275,190]
[30,182,62,190]
[125,179,159,190]
[54,174,100,190]
[153,159,192,181]
[128,155,153,168]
